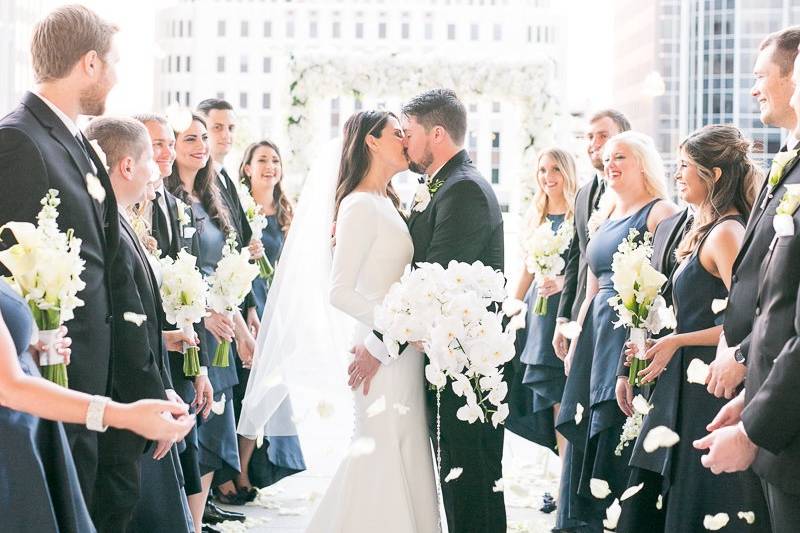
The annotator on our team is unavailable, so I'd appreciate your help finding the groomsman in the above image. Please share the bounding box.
[85,117,186,532]
[552,109,631,358]
[696,29,800,533]
[707,27,800,398]
[0,5,120,505]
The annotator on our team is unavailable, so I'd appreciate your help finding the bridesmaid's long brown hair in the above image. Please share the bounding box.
[334,110,402,221]
[239,140,294,233]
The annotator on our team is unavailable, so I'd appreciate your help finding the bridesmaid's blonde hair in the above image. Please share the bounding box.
[526,147,577,226]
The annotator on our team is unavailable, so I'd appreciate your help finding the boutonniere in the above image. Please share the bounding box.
[772,184,800,237]
[768,149,800,189]
[411,176,446,213]
[175,198,191,227]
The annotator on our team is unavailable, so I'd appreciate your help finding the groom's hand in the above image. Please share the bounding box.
[348,344,380,396]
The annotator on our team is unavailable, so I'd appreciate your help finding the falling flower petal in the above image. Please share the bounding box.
[711,298,728,314]
[643,426,680,452]
[603,498,621,530]
[348,437,376,457]
[393,402,410,415]
[559,321,582,340]
[492,478,504,492]
[686,358,710,385]
[166,104,194,133]
[737,511,755,524]
[620,482,644,501]
[211,393,226,415]
[704,513,730,530]
[575,403,584,425]
[590,478,612,499]
[444,467,463,482]
[316,399,335,419]
[123,312,147,326]
[85,173,106,202]
[366,395,387,418]
[632,395,653,415]
[656,494,663,510]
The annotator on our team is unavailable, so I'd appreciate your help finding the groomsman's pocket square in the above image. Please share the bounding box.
[773,213,795,237]
[182,226,196,239]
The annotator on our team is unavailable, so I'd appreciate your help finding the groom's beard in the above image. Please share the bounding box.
[406,147,434,176]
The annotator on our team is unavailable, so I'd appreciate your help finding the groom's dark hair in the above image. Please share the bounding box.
[402,89,467,146]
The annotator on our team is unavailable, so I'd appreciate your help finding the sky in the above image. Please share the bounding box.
[79,0,614,115]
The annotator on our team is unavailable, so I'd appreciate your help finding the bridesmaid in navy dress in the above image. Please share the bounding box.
[0,278,194,532]
[554,132,678,530]
[226,141,305,499]
[508,147,577,463]
[618,126,770,532]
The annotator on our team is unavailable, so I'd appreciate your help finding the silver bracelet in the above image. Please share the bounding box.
[86,395,110,432]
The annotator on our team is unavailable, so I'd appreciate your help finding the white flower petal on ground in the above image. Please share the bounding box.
[316,399,335,419]
[508,482,530,498]
[393,402,410,415]
[348,437,376,458]
[632,395,653,415]
[737,511,755,524]
[703,513,730,530]
[277,506,308,516]
[686,358,711,385]
[122,312,147,326]
[603,498,621,530]
[211,393,226,415]
[643,426,680,453]
[85,173,106,203]
[366,395,386,418]
[559,321,582,340]
[620,482,644,501]
[590,478,612,499]
[444,467,463,482]
[656,494,663,510]
[492,478,504,492]
[711,298,728,314]
[575,403,584,425]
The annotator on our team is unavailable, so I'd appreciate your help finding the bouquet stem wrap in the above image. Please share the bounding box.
[31,305,67,387]
[534,276,551,316]
[212,311,234,368]
[182,323,200,376]
[628,327,648,386]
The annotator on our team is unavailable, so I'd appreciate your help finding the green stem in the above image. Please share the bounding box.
[184,346,200,376]
[213,340,230,367]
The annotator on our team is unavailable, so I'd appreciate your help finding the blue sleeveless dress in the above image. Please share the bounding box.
[0,279,95,532]
[555,199,659,528]
[232,214,306,487]
[619,215,770,532]
[192,201,241,479]
[507,213,570,452]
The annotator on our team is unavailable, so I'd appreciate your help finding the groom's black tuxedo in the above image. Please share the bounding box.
[0,91,119,504]
[408,149,506,533]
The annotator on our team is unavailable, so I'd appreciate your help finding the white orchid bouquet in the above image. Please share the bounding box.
[236,182,274,281]
[375,261,523,427]
[607,229,676,386]
[160,249,208,376]
[522,217,573,315]
[206,233,259,367]
[0,190,85,386]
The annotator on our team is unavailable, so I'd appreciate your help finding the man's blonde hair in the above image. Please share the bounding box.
[84,117,150,169]
[31,4,118,83]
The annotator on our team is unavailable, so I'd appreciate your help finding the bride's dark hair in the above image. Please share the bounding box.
[334,110,402,221]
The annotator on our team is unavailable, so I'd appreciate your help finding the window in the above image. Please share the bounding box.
[424,12,433,40]
[356,16,364,39]
[331,97,341,138]
[240,55,249,73]
[186,56,191,73]
[263,57,272,73]
[217,56,225,73]
[470,23,479,40]
[167,55,172,73]
[216,91,225,99]
[179,20,184,37]
[379,21,387,39]
[185,92,190,106]
[468,131,478,164]
[447,24,455,40]
[310,20,318,38]
[492,101,501,113]
[240,92,248,109]
[263,21,272,38]
[217,20,226,37]
[401,22,410,39]
[241,20,249,37]
[176,56,181,72]
[493,23,502,41]
[286,12,295,38]
[175,91,181,104]
[262,92,271,110]
[332,20,341,38]
[187,20,192,37]
[491,132,500,184]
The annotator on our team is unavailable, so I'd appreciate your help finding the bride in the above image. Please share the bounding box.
[238,110,439,532]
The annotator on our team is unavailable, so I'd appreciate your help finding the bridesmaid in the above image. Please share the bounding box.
[0,278,194,533]
[222,140,305,500]
[507,147,576,463]
[554,131,677,529]
[617,125,770,532]
[166,114,250,525]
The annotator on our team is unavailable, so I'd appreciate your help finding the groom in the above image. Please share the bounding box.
[352,89,506,532]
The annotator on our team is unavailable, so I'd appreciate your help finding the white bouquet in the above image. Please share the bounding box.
[206,233,259,367]
[160,249,209,376]
[607,229,676,386]
[0,190,85,386]
[375,261,522,427]
[236,182,274,281]
[522,218,573,315]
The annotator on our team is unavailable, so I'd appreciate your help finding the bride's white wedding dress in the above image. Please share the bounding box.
[307,191,440,533]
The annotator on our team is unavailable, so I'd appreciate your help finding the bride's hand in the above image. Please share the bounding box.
[348,344,380,396]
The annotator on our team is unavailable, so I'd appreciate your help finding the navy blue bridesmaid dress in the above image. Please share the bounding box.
[233,214,306,487]
[555,199,659,529]
[620,215,770,532]
[507,213,570,452]
[0,279,95,532]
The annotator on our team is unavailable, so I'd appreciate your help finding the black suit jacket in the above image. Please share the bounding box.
[725,154,800,359]
[0,91,118,396]
[216,167,256,310]
[408,150,503,271]
[557,174,604,321]
[740,202,800,495]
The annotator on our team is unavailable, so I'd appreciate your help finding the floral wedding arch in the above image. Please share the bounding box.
[284,52,558,212]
